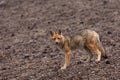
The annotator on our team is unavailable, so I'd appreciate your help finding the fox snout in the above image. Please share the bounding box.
[54,39,61,44]
[55,42,59,44]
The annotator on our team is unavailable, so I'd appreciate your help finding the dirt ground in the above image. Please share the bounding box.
[0,0,120,80]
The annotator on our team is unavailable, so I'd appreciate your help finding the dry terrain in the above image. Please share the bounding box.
[0,0,120,80]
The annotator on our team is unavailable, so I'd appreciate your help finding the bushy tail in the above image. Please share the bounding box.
[96,37,108,59]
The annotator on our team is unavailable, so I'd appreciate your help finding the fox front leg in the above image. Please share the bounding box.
[61,50,71,70]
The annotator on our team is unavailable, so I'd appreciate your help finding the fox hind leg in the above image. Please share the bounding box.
[96,39,107,59]
[88,44,102,62]
[84,46,93,62]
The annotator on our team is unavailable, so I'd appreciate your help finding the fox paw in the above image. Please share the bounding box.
[96,59,100,62]
[61,66,66,70]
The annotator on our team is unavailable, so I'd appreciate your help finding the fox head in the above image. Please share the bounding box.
[50,30,64,45]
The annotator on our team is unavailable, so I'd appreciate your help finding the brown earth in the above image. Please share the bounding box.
[0,0,120,80]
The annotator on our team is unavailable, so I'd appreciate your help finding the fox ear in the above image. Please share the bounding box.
[50,31,53,36]
[58,30,62,34]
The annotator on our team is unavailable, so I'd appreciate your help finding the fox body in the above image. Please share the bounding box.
[50,29,106,70]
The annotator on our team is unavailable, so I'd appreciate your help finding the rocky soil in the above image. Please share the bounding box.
[0,0,120,80]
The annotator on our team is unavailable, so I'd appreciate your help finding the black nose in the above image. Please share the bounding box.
[56,42,59,44]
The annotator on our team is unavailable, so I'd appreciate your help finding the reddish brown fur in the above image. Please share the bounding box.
[50,29,106,70]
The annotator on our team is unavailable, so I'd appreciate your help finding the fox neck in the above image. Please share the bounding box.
[61,35,65,43]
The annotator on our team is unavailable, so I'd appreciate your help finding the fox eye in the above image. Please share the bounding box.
[58,38,61,39]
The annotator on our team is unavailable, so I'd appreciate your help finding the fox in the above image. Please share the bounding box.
[50,29,107,70]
